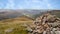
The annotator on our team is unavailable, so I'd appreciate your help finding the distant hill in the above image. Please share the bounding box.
[0,11,23,20]
[0,9,44,20]
[47,10,60,18]
[0,10,60,20]
[33,10,60,19]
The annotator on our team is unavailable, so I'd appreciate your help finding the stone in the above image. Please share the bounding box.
[27,13,60,34]
[4,28,14,33]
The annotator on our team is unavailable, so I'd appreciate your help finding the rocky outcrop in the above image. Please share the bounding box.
[27,13,60,34]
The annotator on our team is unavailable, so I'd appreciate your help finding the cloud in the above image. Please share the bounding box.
[40,0,53,9]
[47,4,53,9]
[0,0,54,9]
[31,0,53,9]
[31,0,42,3]
[20,0,45,9]
[4,0,15,9]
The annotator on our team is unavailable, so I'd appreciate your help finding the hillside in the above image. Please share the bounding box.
[0,11,23,20]
[0,10,60,34]
[34,10,60,18]
[1,15,33,22]
[0,16,33,34]
[48,10,60,18]
[0,9,47,20]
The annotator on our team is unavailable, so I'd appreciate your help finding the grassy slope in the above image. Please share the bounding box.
[49,10,60,18]
[33,10,60,19]
[0,16,33,34]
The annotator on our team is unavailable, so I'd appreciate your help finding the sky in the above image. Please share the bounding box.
[0,0,60,9]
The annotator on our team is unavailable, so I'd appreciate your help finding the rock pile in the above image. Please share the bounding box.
[27,13,60,34]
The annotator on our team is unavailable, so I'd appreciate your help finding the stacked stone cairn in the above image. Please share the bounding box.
[27,13,60,34]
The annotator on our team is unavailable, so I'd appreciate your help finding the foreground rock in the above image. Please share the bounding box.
[4,28,14,33]
[27,13,60,34]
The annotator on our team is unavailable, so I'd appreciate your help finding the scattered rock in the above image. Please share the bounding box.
[4,28,14,33]
[27,13,60,34]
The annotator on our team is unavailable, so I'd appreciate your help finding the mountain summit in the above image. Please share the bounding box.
[27,13,60,34]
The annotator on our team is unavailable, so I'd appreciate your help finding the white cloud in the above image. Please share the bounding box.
[41,0,53,9]
[48,4,51,7]
[47,4,51,8]
[4,0,15,9]
[47,4,53,9]
[32,0,41,3]
[3,0,53,9]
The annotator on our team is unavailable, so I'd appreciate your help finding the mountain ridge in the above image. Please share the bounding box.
[0,10,60,20]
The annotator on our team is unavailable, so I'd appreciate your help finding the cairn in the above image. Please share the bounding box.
[27,13,60,34]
